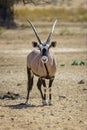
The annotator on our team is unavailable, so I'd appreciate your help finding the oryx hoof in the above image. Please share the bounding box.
[25,100,29,105]
[48,103,53,106]
[24,101,32,107]
[48,100,52,106]
[42,100,47,106]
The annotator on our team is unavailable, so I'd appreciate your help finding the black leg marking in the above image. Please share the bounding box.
[37,78,47,105]
[48,79,54,105]
[42,79,46,101]
[43,88,46,101]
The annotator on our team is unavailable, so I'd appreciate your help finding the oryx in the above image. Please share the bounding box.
[25,20,57,105]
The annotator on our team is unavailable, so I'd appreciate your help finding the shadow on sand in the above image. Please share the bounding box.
[5,103,43,109]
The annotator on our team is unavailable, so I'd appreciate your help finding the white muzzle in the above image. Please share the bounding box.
[41,56,48,63]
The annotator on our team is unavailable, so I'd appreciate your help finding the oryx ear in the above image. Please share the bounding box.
[50,41,57,47]
[32,41,38,47]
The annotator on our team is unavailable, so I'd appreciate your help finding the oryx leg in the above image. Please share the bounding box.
[25,67,34,104]
[42,79,47,105]
[37,78,47,105]
[48,79,54,105]
[37,78,44,104]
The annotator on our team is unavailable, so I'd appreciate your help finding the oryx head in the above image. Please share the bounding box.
[27,20,57,63]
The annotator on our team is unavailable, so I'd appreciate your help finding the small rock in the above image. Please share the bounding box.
[38,127,42,130]
[83,88,87,91]
[59,95,66,99]
[50,113,54,116]
[79,120,84,124]
[47,125,50,128]
[78,80,85,84]
[68,118,71,121]
[11,118,14,121]
[0,92,20,100]
[17,83,21,86]
[0,115,4,118]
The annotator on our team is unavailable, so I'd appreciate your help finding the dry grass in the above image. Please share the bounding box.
[14,7,87,22]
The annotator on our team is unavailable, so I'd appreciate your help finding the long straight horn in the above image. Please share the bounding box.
[46,20,57,44]
[27,20,42,44]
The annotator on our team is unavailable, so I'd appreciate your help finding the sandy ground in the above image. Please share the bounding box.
[0,22,87,130]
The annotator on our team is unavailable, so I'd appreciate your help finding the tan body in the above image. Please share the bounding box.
[27,49,56,78]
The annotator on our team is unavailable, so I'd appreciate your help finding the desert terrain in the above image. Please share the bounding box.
[0,20,87,130]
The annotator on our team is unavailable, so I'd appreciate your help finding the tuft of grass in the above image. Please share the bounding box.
[71,60,78,66]
[60,64,65,67]
[59,61,86,67]
[71,60,86,66]
[14,7,87,22]
[79,61,85,65]
[59,28,72,36]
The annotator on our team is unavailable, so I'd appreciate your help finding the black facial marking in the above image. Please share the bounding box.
[42,48,47,56]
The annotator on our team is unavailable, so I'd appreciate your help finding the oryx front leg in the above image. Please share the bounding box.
[43,87,47,105]
[25,67,33,104]
[48,79,54,105]
[42,79,47,105]
[37,78,44,105]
